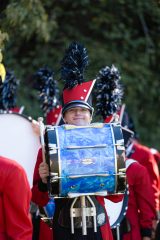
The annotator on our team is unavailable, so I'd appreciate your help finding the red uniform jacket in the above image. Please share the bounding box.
[124,160,156,240]
[32,148,113,240]
[107,159,156,240]
[0,156,32,240]
[131,141,160,212]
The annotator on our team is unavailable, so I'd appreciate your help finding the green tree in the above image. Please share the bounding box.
[0,0,160,148]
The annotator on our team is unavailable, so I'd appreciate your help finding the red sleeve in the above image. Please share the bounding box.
[3,161,32,240]
[143,151,159,212]
[127,162,156,230]
[31,148,49,206]
[132,143,160,212]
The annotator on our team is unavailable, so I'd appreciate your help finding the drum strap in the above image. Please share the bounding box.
[58,196,106,229]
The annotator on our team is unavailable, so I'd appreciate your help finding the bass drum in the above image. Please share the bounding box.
[0,112,41,187]
[45,122,126,197]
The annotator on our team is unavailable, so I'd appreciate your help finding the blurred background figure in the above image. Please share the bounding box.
[31,66,63,240]
[0,53,32,240]
[0,65,40,187]
[121,107,160,240]
[95,65,157,240]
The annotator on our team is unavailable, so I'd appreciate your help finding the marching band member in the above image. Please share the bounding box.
[95,65,156,240]
[121,112,159,240]
[32,67,63,240]
[0,156,32,240]
[31,42,113,240]
[0,56,32,239]
[31,108,61,240]
[121,111,160,219]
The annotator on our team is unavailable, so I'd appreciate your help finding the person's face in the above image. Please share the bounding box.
[63,107,92,126]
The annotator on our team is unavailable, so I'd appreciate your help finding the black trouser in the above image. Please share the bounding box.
[53,222,102,240]
[155,220,160,240]
[32,214,41,240]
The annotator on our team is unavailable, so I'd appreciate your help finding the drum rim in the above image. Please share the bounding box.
[0,111,33,122]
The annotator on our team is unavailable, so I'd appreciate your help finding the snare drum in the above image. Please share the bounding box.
[0,112,41,187]
[44,123,126,197]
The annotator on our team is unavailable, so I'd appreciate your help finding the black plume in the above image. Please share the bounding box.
[0,70,19,110]
[61,42,89,89]
[34,66,60,115]
[95,65,123,119]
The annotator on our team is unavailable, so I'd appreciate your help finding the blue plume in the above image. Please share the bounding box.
[0,70,19,110]
[61,42,89,89]
[34,66,60,115]
[95,65,123,119]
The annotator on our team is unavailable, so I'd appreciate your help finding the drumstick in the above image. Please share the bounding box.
[38,117,46,163]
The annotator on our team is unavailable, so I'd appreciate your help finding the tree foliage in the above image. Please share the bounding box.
[0,0,160,148]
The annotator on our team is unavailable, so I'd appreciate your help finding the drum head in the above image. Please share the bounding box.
[0,113,41,187]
